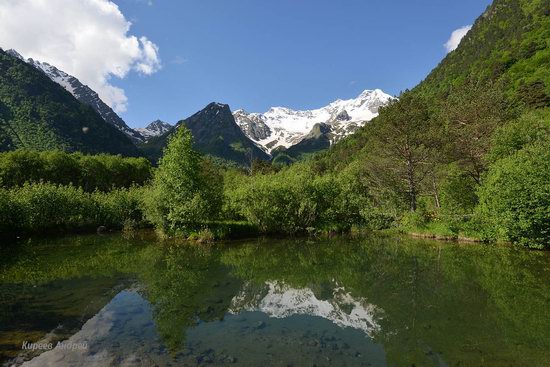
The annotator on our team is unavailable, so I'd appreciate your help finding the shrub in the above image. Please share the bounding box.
[11,182,96,232]
[92,186,147,229]
[400,211,429,230]
[0,150,152,191]
[476,140,550,248]
[0,183,148,238]
[229,171,325,234]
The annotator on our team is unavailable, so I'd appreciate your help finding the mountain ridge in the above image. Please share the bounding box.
[0,48,141,156]
[6,49,145,143]
[234,89,394,154]
[141,102,269,165]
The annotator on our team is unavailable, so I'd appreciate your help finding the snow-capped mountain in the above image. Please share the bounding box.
[135,119,172,140]
[234,89,394,154]
[230,281,382,336]
[6,49,144,143]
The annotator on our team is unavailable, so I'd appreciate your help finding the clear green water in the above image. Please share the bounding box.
[0,232,549,366]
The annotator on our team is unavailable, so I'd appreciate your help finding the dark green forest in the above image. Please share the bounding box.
[0,0,548,248]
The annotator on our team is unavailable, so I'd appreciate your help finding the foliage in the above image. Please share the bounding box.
[439,79,512,183]
[487,108,550,162]
[438,164,479,217]
[226,167,332,234]
[144,126,223,235]
[365,93,435,212]
[0,183,148,237]
[0,150,152,191]
[476,139,550,248]
[418,0,550,108]
[224,161,380,234]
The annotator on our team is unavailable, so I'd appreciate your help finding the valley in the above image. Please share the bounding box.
[0,0,549,365]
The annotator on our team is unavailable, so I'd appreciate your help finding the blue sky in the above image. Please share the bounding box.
[113,0,492,127]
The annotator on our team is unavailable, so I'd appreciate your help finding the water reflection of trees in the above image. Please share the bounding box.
[137,244,242,352]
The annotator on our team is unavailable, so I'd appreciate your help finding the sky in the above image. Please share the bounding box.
[0,0,492,128]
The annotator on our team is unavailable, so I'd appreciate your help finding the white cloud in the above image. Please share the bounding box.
[444,25,472,53]
[0,0,161,113]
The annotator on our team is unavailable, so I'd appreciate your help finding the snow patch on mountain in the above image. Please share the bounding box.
[234,89,394,153]
[135,120,172,139]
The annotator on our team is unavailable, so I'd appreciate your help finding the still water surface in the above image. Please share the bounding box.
[0,232,549,366]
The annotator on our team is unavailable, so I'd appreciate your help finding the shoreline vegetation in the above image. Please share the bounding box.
[0,108,548,250]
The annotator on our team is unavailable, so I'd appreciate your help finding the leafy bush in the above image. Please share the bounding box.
[400,211,429,230]
[476,140,550,248]
[225,162,374,234]
[488,109,550,163]
[92,186,147,229]
[0,150,152,191]
[230,171,331,234]
[0,182,148,238]
[12,183,96,232]
[439,165,479,216]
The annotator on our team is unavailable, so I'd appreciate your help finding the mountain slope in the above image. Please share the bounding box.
[234,89,393,154]
[6,49,145,143]
[141,103,269,165]
[0,48,140,156]
[312,0,550,172]
[419,0,549,106]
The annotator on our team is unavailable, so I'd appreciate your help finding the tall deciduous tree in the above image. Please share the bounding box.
[146,126,222,234]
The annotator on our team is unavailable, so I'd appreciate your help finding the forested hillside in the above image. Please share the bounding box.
[420,0,549,104]
[313,0,549,171]
[218,0,550,248]
[0,49,140,156]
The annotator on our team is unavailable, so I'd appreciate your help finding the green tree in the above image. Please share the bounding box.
[440,79,510,184]
[367,93,434,212]
[145,126,222,235]
[487,108,550,163]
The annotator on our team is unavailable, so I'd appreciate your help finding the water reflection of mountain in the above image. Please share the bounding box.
[230,281,382,336]
[19,290,164,367]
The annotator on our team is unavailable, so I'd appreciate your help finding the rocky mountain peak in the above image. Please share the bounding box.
[135,119,172,141]
[6,49,25,61]
[233,89,394,154]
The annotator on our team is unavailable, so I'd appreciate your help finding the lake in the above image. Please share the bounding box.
[1,232,549,366]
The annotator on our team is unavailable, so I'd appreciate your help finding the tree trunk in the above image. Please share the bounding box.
[407,159,417,212]
[433,177,441,209]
